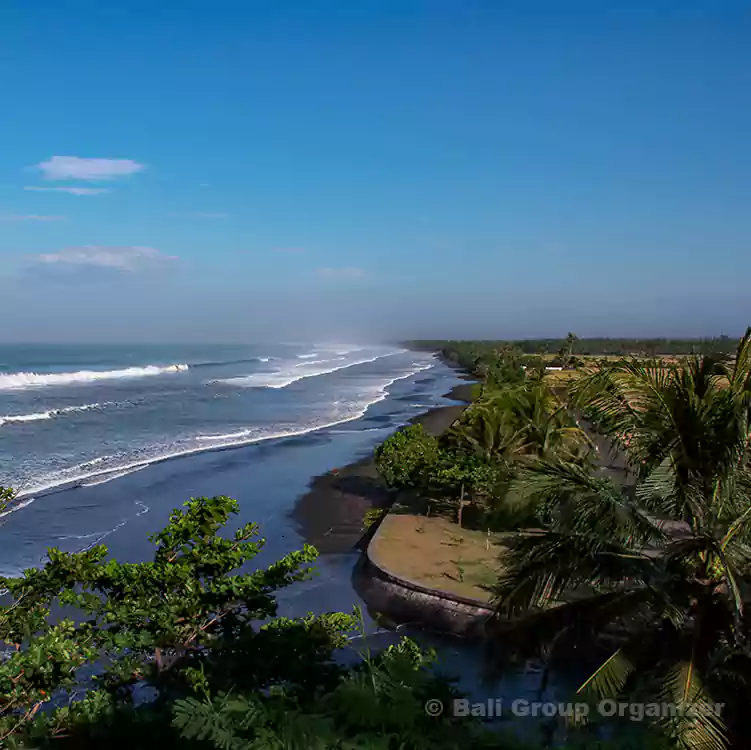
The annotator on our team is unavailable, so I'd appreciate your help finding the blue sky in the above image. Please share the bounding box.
[1,0,749,342]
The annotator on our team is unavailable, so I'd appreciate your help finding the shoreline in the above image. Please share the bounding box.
[1,356,467,579]
[290,381,475,554]
[15,372,439,502]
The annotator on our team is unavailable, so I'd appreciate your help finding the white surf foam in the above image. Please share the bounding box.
[0,495,37,519]
[297,353,318,359]
[294,357,345,367]
[0,364,189,390]
[215,350,406,389]
[0,411,52,424]
[15,359,435,499]
[172,361,436,449]
[0,402,107,426]
[327,426,393,434]
[196,429,252,441]
[80,466,146,487]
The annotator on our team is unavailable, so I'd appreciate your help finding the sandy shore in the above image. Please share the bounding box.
[290,382,475,554]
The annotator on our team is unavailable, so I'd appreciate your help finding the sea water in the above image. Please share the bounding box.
[0,341,454,575]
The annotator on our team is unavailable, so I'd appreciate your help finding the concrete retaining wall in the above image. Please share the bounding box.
[356,543,495,640]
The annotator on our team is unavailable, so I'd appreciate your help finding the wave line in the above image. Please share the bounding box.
[14,360,434,500]
[0,364,189,390]
[0,402,108,426]
[214,350,406,389]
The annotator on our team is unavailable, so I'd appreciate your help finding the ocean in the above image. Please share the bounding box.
[0,342,461,581]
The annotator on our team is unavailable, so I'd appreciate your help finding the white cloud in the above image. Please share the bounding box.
[316,267,366,278]
[0,213,64,221]
[199,183,210,188]
[36,245,177,272]
[24,186,109,196]
[34,156,145,182]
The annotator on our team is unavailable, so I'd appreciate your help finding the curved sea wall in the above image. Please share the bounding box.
[356,536,495,640]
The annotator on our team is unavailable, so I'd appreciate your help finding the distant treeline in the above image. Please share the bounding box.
[407,336,739,357]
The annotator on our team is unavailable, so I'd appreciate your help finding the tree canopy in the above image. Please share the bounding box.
[491,330,751,750]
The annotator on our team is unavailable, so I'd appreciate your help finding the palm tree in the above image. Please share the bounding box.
[491,330,751,749]
[451,381,588,463]
[566,331,579,363]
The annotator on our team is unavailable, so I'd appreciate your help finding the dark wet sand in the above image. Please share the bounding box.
[290,382,474,554]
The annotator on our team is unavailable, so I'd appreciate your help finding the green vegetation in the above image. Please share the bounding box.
[374,424,441,490]
[0,486,20,516]
[0,494,517,749]
[375,353,586,529]
[376,330,751,749]
[4,330,750,749]
[0,491,653,750]
[408,336,740,359]
[493,332,751,750]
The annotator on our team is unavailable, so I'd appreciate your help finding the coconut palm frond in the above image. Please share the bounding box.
[637,460,712,533]
[487,331,751,746]
[637,458,681,511]
[575,361,716,480]
[489,588,655,668]
[715,546,744,623]
[657,661,728,750]
[493,529,655,613]
[721,504,751,551]
[576,646,636,701]
[453,380,586,462]
[724,327,751,401]
[509,459,665,547]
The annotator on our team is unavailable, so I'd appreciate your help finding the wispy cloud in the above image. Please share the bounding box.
[316,267,366,279]
[198,183,210,188]
[168,211,229,219]
[24,186,109,196]
[0,213,65,221]
[33,156,145,182]
[34,245,177,272]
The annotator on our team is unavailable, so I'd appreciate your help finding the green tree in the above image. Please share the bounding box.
[0,485,19,519]
[453,382,588,464]
[491,330,751,749]
[0,495,326,746]
[0,491,549,750]
[566,332,579,363]
[374,424,440,489]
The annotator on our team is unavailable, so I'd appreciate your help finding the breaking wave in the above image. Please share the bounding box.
[214,350,406,389]
[14,359,435,498]
[0,364,189,390]
[0,402,108,426]
[190,357,274,369]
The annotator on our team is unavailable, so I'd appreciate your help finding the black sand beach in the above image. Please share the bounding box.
[291,382,475,554]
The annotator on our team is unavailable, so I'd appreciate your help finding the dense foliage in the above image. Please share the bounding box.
[0,490,658,750]
[408,336,739,359]
[383,330,751,748]
[375,351,586,530]
[1,493,542,749]
[491,329,751,750]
